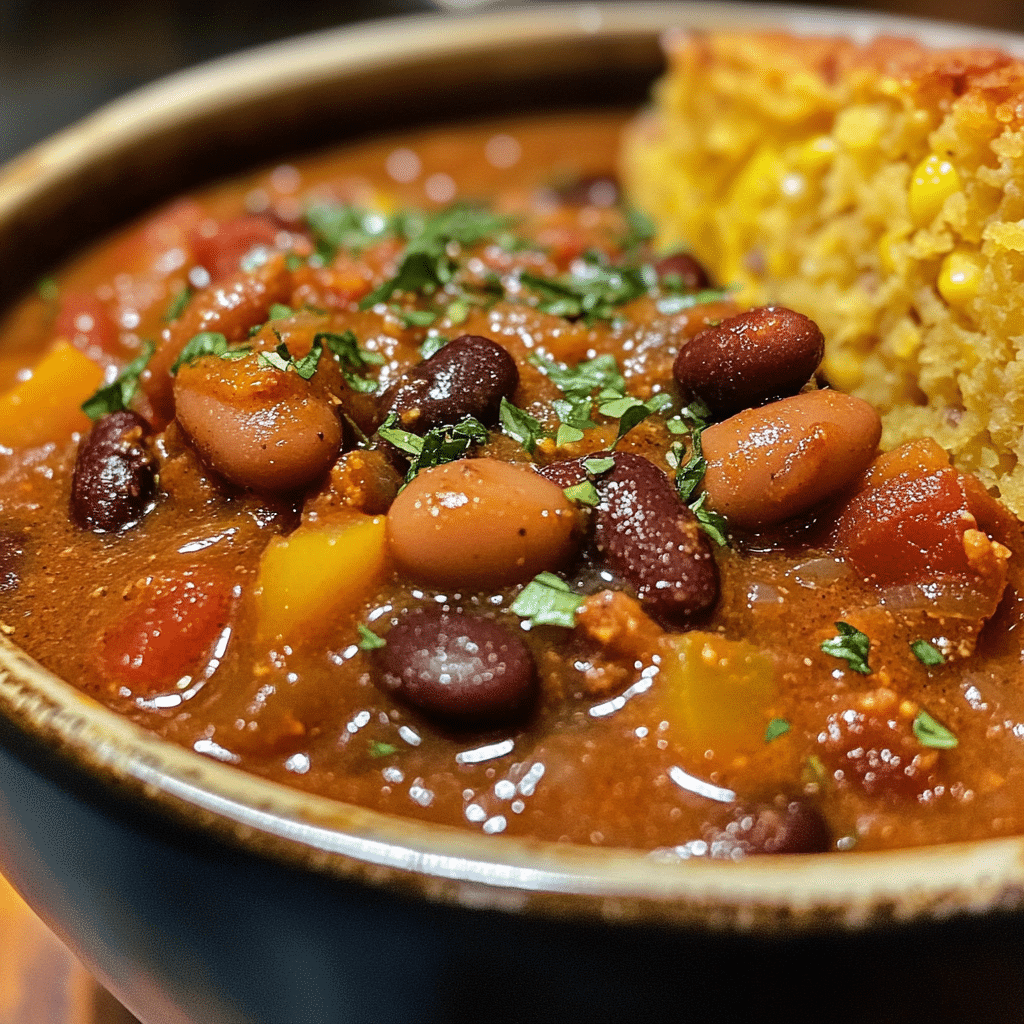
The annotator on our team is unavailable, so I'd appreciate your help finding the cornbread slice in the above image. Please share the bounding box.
[623,31,1024,515]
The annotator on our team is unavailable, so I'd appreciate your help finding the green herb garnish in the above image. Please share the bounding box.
[499,397,546,455]
[913,709,958,749]
[164,285,193,321]
[821,622,872,675]
[378,413,489,481]
[305,204,393,263]
[267,302,294,321]
[318,330,383,393]
[520,252,653,324]
[393,307,437,329]
[368,740,398,759]
[765,718,791,742]
[583,456,615,476]
[656,287,734,316]
[81,340,155,419]
[359,204,511,308]
[621,206,656,252]
[170,332,231,374]
[357,624,386,651]
[563,480,600,507]
[910,639,946,666]
[258,336,322,380]
[511,572,584,629]
[687,491,729,547]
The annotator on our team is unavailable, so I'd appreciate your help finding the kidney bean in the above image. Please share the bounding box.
[699,798,831,857]
[387,458,580,590]
[173,353,343,493]
[654,252,712,292]
[700,390,881,530]
[542,452,718,623]
[674,306,824,416]
[376,607,537,727]
[380,334,518,433]
[70,411,157,532]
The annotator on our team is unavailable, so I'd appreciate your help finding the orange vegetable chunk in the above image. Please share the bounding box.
[0,341,103,447]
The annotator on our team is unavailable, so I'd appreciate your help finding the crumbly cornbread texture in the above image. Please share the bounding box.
[623,31,1024,515]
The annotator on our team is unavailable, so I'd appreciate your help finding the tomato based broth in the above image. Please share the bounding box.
[2,111,1024,856]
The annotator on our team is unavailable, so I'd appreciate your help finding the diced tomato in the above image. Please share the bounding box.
[191,216,283,282]
[834,465,978,586]
[54,293,119,359]
[97,567,235,694]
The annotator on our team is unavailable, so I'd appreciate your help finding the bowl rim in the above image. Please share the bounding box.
[3,1,1024,935]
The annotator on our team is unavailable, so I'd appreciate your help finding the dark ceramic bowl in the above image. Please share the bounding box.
[2,5,1024,1022]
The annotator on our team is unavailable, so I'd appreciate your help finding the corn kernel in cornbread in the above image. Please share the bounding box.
[622,31,1024,515]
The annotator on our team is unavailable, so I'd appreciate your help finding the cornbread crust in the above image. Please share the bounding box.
[623,31,1024,515]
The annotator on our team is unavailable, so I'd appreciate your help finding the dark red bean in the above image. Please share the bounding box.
[654,252,712,292]
[380,334,518,434]
[0,529,25,593]
[376,608,537,728]
[673,305,824,417]
[70,411,157,532]
[698,798,831,857]
[541,452,718,623]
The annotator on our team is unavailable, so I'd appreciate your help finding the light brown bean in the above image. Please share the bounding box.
[174,354,343,493]
[700,390,881,529]
[387,458,581,590]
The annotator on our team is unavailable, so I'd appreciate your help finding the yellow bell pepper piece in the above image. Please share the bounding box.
[256,513,388,643]
[660,631,776,757]
[0,341,103,448]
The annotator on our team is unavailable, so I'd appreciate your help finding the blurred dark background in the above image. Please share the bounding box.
[2,0,1024,166]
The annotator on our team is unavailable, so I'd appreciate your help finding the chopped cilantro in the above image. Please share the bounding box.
[765,718,791,742]
[583,456,615,476]
[606,392,672,449]
[519,252,653,324]
[419,334,449,360]
[393,307,437,329]
[170,331,231,374]
[499,397,546,455]
[305,203,392,263]
[511,572,583,629]
[821,622,872,675]
[910,639,946,666]
[913,709,958,749]
[687,491,729,547]
[368,740,398,759]
[675,430,707,503]
[378,413,489,481]
[319,330,383,393]
[257,336,322,380]
[656,286,734,316]
[359,204,511,309]
[81,340,155,419]
[164,284,193,321]
[357,624,386,651]
[563,480,600,507]
[530,351,624,398]
[268,303,294,320]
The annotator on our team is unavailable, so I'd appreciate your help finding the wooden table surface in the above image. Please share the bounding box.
[0,873,139,1024]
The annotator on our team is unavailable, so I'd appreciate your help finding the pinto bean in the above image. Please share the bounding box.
[380,334,518,433]
[376,607,537,727]
[173,353,343,493]
[654,252,712,292]
[70,411,157,532]
[387,458,580,590]
[700,390,881,530]
[674,306,824,416]
[541,452,718,623]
